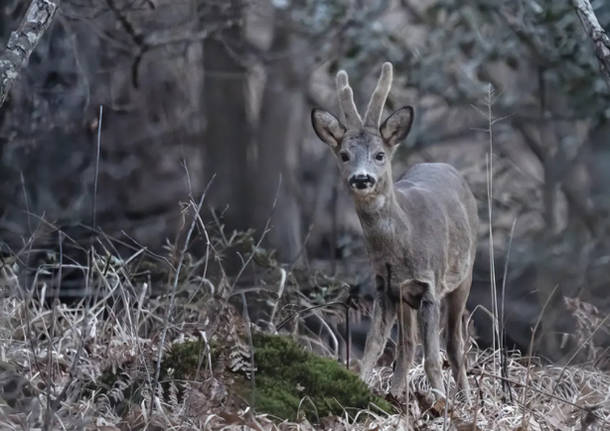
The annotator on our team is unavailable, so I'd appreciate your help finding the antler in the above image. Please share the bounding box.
[363,62,393,128]
[335,62,394,130]
[336,70,363,129]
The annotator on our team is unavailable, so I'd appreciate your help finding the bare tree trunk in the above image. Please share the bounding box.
[572,0,610,88]
[0,0,58,108]
[201,2,251,231]
[252,14,309,262]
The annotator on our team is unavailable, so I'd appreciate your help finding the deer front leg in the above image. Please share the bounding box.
[390,302,416,397]
[360,275,396,384]
[418,296,443,396]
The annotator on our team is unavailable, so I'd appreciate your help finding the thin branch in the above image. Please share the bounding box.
[0,0,59,108]
[92,105,103,228]
[104,0,149,88]
[571,0,610,89]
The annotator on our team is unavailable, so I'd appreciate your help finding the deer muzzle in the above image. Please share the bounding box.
[349,173,376,190]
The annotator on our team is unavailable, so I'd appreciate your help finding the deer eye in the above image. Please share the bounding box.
[375,152,385,161]
[340,151,350,162]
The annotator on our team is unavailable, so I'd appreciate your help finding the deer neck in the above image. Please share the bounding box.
[353,171,404,248]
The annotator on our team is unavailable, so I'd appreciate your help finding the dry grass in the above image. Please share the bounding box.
[0,237,609,431]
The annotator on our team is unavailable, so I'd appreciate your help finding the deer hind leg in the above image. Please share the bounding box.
[360,276,396,384]
[418,296,443,395]
[390,302,416,397]
[446,273,472,400]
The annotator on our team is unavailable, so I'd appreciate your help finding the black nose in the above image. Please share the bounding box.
[349,174,375,189]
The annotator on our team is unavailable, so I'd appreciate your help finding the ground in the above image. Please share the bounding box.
[0,245,608,430]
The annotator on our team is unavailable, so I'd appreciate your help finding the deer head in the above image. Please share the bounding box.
[311,62,414,198]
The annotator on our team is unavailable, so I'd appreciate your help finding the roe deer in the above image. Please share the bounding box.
[311,62,478,399]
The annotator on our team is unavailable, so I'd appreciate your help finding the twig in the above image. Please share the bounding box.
[225,176,283,300]
[346,297,351,370]
[92,105,103,228]
[18,171,35,294]
[550,313,610,396]
[20,172,32,236]
[520,283,560,429]
[500,217,518,401]
[481,83,501,400]
[287,222,314,272]
[105,0,149,87]
[0,0,59,108]
[275,301,351,368]
[150,175,215,422]
[398,277,410,418]
[42,230,64,430]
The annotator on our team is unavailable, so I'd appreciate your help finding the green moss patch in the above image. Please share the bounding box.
[162,339,215,381]
[247,333,393,421]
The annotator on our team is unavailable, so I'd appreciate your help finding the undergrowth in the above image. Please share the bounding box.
[0,208,609,430]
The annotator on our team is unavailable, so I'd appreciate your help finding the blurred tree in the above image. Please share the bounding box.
[251,6,308,262]
[201,0,251,232]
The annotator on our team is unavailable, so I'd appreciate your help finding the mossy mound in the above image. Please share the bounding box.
[245,333,392,421]
[101,334,393,423]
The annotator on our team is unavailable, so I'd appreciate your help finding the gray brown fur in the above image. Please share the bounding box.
[311,62,478,399]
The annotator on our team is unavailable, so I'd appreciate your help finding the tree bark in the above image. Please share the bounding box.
[572,0,610,88]
[252,12,309,262]
[0,0,59,108]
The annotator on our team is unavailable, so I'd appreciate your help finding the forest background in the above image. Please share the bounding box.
[1,0,609,365]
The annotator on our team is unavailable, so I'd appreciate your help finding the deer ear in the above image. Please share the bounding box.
[311,109,346,148]
[380,106,414,147]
